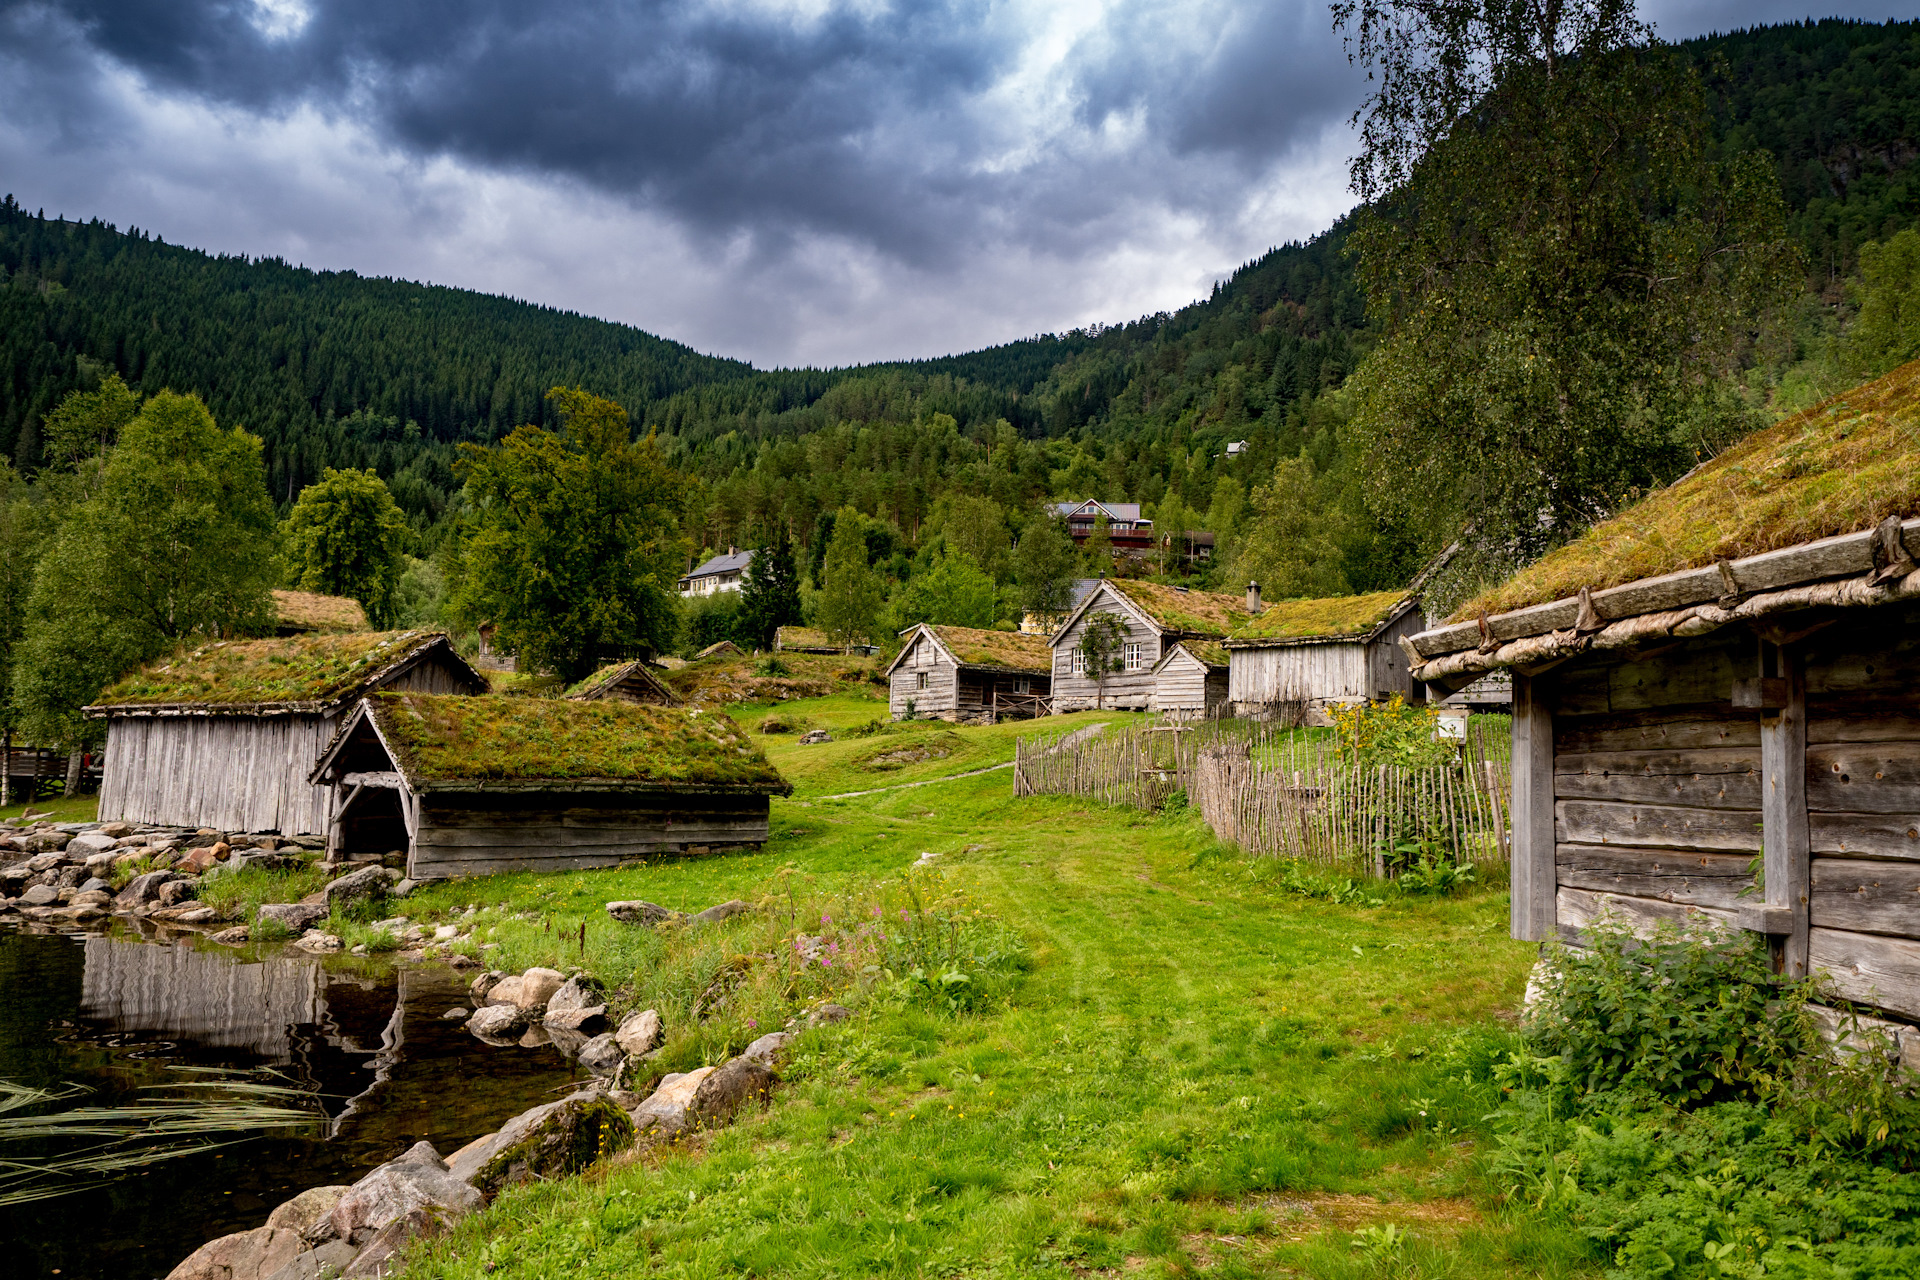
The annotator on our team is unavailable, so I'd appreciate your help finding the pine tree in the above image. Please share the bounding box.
[738,524,803,649]
[816,506,884,650]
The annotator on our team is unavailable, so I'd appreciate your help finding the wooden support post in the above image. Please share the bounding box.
[1510,671,1557,942]
[1757,642,1810,977]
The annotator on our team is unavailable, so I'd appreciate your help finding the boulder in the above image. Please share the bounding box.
[445,1131,498,1185]
[163,1226,306,1280]
[262,1242,358,1280]
[742,1031,794,1066]
[797,729,832,745]
[546,975,604,1014]
[265,1186,352,1235]
[70,889,113,908]
[80,877,111,894]
[327,1141,480,1246]
[84,850,120,877]
[465,1004,526,1038]
[294,931,343,953]
[116,870,183,910]
[97,821,134,839]
[692,899,751,925]
[339,1206,451,1280]
[158,879,199,907]
[323,866,400,912]
[809,1003,852,1027]
[605,900,684,927]
[20,884,58,907]
[614,1009,664,1058]
[67,830,119,857]
[176,846,222,875]
[628,1067,716,1141]
[470,1090,635,1197]
[469,970,507,1001]
[689,1056,777,1129]
[483,975,524,1007]
[544,1005,607,1035]
[512,968,565,1010]
[208,926,252,946]
[25,850,68,870]
[577,1033,624,1076]
[440,1007,469,1022]
[258,902,328,932]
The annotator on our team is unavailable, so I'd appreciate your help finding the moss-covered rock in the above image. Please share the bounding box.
[470,1090,634,1197]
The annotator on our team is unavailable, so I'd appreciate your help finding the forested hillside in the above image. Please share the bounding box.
[0,19,1914,579]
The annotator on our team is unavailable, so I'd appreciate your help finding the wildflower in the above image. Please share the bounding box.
[747,1018,759,1029]
[822,913,833,927]
[900,909,910,921]
[871,905,881,918]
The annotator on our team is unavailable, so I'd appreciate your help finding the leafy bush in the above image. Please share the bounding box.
[1331,695,1453,770]
[1380,824,1476,896]
[754,656,791,676]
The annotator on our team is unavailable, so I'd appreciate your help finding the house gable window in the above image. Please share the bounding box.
[916,671,929,691]
[1124,641,1145,671]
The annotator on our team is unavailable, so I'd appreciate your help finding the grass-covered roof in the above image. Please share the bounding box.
[1459,359,1920,619]
[1106,580,1250,635]
[91,630,468,710]
[365,693,790,792]
[1228,590,1412,643]
[776,626,840,650]
[564,660,676,702]
[928,625,1051,673]
[1169,639,1230,668]
[272,589,368,632]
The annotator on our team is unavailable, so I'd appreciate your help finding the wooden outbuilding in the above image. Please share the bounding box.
[271,590,369,636]
[1406,360,1920,1034]
[695,640,744,661]
[1049,580,1251,712]
[887,625,1052,723]
[1149,640,1229,718]
[566,660,679,706]
[309,694,792,878]
[775,625,878,656]
[1225,587,1427,721]
[86,631,486,836]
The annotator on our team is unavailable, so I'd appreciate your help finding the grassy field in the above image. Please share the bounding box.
[370,694,1577,1280]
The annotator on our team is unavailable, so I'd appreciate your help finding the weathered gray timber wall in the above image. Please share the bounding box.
[1228,640,1368,707]
[1151,653,1226,716]
[99,713,340,834]
[890,631,959,719]
[80,933,325,1059]
[408,790,774,879]
[1051,598,1162,711]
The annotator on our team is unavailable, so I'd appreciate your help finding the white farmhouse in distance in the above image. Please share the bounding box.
[679,548,755,597]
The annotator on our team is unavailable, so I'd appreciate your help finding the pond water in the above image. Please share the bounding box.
[0,919,584,1280]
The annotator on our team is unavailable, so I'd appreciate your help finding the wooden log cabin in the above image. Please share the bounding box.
[1225,587,1427,722]
[1148,640,1229,718]
[887,624,1052,722]
[309,694,792,878]
[85,631,486,836]
[565,659,680,705]
[1049,580,1251,712]
[1406,359,1920,1043]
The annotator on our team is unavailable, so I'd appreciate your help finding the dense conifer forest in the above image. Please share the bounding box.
[0,19,1914,583]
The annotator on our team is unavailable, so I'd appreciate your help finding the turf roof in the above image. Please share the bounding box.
[564,660,676,702]
[364,693,789,791]
[776,626,839,649]
[92,631,464,709]
[1105,580,1251,635]
[1228,590,1411,643]
[272,589,368,632]
[1459,358,1920,620]
[1168,639,1230,668]
[924,625,1051,673]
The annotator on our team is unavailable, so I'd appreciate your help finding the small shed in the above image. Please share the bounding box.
[309,694,792,878]
[888,625,1052,723]
[1049,579,1252,712]
[272,590,369,636]
[1150,640,1229,718]
[1224,588,1427,720]
[1405,359,1920,1032]
[565,660,679,706]
[695,640,744,661]
[87,631,486,835]
[775,625,878,656]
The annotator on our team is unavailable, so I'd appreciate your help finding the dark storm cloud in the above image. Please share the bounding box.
[9,0,1356,269]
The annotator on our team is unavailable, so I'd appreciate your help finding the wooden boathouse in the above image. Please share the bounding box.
[888,624,1052,722]
[1048,579,1250,712]
[309,694,791,878]
[1406,360,1920,1037]
[86,631,486,836]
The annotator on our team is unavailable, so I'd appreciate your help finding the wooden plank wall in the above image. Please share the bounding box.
[890,632,958,719]
[409,791,773,878]
[1150,652,1224,715]
[1545,635,1761,945]
[1227,641,1368,707]
[1367,610,1427,701]
[1050,593,1162,711]
[1801,613,1920,1019]
[99,713,340,834]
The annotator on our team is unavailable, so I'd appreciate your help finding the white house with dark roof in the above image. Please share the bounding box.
[679,548,755,597]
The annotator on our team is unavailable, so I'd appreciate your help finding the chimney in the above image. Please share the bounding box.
[728,545,736,556]
[1247,580,1262,615]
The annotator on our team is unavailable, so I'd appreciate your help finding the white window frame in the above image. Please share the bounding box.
[1124,641,1144,671]
[916,671,929,691]
[1070,650,1086,676]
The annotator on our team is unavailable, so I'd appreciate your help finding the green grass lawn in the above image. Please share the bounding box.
[4,790,99,825]
[381,695,1579,1280]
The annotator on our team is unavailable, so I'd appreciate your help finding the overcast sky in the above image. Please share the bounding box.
[0,2,1908,368]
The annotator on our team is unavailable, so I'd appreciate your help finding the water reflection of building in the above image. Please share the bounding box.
[80,936,326,1060]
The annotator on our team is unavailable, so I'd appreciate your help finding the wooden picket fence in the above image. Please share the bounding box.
[1013,716,1512,876]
